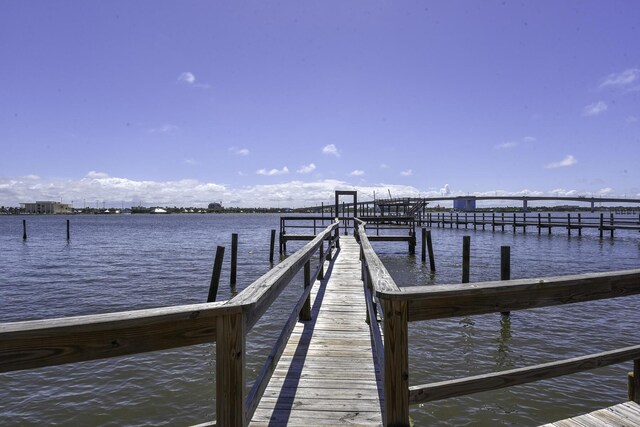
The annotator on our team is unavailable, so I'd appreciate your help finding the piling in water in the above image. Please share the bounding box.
[269,229,276,262]
[207,246,225,302]
[462,236,470,283]
[23,219,27,240]
[500,246,511,316]
[230,233,238,289]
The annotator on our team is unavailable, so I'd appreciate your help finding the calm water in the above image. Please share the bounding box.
[1,213,639,426]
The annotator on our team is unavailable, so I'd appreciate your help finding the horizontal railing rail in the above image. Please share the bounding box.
[355,218,640,426]
[0,219,341,427]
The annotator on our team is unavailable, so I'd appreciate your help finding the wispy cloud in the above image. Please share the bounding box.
[256,166,289,176]
[380,164,389,169]
[400,169,413,176]
[322,144,340,157]
[350,170,365,176]
[297,163,316,174]
[177,71,210,89]
[627,115,638,124]
[599,68,640,90]
[583,101,608,116]
[495,141,518,150]
[184,159,198,165]
[228,147,250,156]
[545,155,577,169]
[495,136,536,149]
[149,124,179,134]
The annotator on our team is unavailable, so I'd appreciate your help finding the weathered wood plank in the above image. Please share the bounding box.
[249,235,382,426]
[540,402,640,427]
[409,345,640,405]
[375,269,640,321]
[0,301,238,373]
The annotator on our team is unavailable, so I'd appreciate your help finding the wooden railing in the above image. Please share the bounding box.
[355,217,640,426]
[0,220,340,427]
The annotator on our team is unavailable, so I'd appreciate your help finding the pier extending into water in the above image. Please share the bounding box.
[2,193,640,425]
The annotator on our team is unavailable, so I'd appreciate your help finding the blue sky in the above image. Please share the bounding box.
[1,1,639,207]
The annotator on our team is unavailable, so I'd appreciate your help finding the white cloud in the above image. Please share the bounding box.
[297,163,316,174]
[350,170,365,176]
[523,136,537,142]
[228,147,250,156]
[400,169,413,176]
[178,72,196,84]
[545,155,577,169]
[627,115,638,124]
[322,144,340,157]
[86,171,110,179]
[256,166,289,176]
[149,124,179,134]
[177,72,210,88]
[597,187,614,195]
[440,184,451,195]
[583,101,608,116]
[380,164,389,169]
[495,141,518,150]
[184,159,198,165]
[599,68,640,90]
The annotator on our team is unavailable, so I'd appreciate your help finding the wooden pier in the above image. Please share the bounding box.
[424,211,640,237]
[2,197,640,425]
[250,235,382,425]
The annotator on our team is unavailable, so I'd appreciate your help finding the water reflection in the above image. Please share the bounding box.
[494,314,515,370]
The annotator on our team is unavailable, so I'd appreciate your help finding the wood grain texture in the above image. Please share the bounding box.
[249,236,383,426]
[0,301,238,372]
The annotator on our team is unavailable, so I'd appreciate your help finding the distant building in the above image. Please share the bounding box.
[20,201,71,214]
[453,197,476,212]
[208,202,223,210]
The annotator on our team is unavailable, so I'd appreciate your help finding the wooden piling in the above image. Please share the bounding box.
[578,213,582,236]
[600,213,604,238]
[230,233,238,289]
[567,213,571,236]
[610,212,615,238]
[462,236,470,283]
[426,229,435,271]
[548,213,552,235]
[538,213,541,235]
[66,219,70,240]
[500,246,511,316]
[22,219,27,240]
[207,246,225,302]
[269,229,276,262]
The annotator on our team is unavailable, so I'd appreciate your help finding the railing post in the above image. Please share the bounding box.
[629,359,640,403]
[318,239,325,279]
[300,260,312,321]
[216,310,246,427]
[382,297,409,426]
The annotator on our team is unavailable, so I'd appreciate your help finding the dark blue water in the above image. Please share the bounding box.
[1,213,639,426]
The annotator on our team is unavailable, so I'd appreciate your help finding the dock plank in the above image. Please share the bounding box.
[249,235,383,426]
[540,402,640,426]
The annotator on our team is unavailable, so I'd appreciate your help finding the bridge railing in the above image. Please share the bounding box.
[0,220,341,427]
[355,218,640,426]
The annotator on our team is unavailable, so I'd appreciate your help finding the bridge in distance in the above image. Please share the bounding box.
[298,195,640,213]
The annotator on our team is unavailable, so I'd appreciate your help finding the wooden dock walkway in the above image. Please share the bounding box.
[540,401,640,426]
[250,235,383,426]
[250,236,382,426]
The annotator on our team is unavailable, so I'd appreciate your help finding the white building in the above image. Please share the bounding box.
[20,201,71,214]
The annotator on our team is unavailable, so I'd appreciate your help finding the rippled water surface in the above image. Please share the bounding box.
[1,213,639,426]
